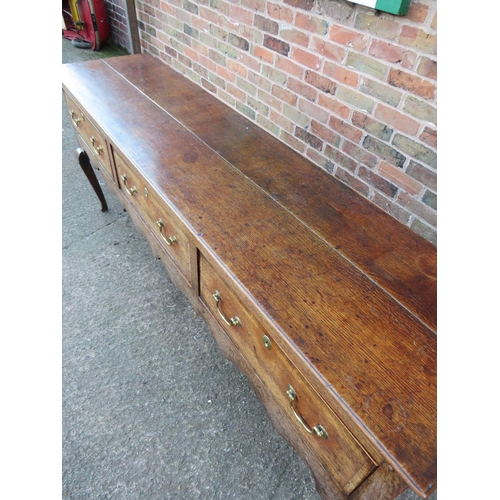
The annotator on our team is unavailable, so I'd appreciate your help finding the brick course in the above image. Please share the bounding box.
[105,0,130,50]
[133,0,437,244]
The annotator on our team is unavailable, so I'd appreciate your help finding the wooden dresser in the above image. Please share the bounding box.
[62,53,436,500]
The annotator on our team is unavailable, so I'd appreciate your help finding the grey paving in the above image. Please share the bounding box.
[62,39,436,500]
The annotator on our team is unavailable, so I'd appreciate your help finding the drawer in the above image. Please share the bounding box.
[198,253,376,495]
[64,92,114,181]
[114,150,192,285]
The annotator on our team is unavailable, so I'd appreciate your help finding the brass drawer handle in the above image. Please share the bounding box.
[90,136,104,156]
[70,110,83,126]
[120,173,138,196]
[156,219,177,245]
[212,290,242,327]
[286,385,328,439]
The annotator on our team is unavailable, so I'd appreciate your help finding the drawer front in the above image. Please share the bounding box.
[64,93,113,180]
[114,150,192,285]
[199,253,376,495]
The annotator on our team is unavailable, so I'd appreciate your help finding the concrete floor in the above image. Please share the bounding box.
[62,38,436,500]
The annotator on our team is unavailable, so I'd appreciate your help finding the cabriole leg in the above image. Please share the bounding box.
[75,147,108,212]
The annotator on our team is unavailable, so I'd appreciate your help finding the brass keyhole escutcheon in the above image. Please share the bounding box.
[263,335,272,350]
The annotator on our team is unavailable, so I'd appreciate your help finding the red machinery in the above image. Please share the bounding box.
[62,0,110,51]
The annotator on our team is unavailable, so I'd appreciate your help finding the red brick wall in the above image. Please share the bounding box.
[135,0,437,244]
[105,0,131,50]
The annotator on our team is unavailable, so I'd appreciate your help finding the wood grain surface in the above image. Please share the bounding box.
[105,54,437,334]
[62,54,437,498]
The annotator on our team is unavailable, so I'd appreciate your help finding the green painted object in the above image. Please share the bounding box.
[375,0,411,15]
[348,0,411,16]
